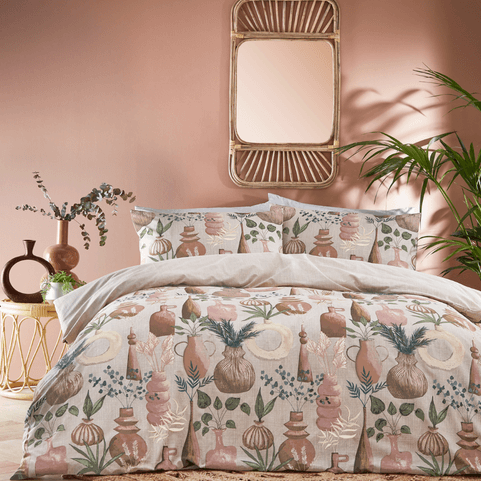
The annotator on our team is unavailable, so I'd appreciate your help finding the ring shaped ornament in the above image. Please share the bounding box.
[77,330,122,366]
[244,320,293,360]
[417,325,465,371]
[1,240,55,303]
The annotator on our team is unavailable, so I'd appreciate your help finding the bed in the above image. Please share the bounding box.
[11,200,481,479]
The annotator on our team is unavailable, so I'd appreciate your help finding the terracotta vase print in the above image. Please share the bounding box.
[284,236,306,254]
[214,345,255,393]
[71,418,104,446]
[150,305,176,337]
[316,373,342,431]
[339,213,360,240]
[242,420,274,450]
[35,438,68,477]
[346,340,388,384]
[126,327,142,380]
[43,219,80,280]
[454,422,481,474]
[275,297,312,315]
[204,212,225,236]
[417,426,449,457]
[320,307,346,338]
[368,227,382,264]
[145,370,171,426]
[155,446,177,470]
[278,411,316,471]
[182,400,200,468]
[380,434,412,473]
[309,229,338,258]
[298,325,313,382]
[174,335,215,378]
[205,428,237,470]
[207,300,237,322]
[469,341,481,395]
[149,235,172,257]
[237,223,250,253]
[354,406,373,473]
[109,407,148,468]
[388,247,409,269]
[326,452,349,473]
[387,352,428,399]
[182,296,201,319]
[376,304,407,326]
[176,226,206,258]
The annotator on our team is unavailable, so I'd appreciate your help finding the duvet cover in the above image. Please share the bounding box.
[12,253,481,478]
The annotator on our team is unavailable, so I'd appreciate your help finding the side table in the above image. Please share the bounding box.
[0,299,67,400]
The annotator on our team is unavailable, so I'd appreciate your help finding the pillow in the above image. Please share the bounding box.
[281,207,421,270]
[131,207,283,264]
[134,201,271,215]
[268,193,419,215]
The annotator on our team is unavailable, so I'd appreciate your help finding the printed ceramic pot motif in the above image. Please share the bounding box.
[205,428,237,470]
[174,335,216,378]
[145,370,171,426]
[320,307,346,338]
[309,229,338,258]
[214,346,255,393]
[176,226,206,258]
[339,213,360,241]
[346,340,388,384]
[207,300,237,322]
[376,304,407,326]
[35,438,68,477]
[150,305,176,337]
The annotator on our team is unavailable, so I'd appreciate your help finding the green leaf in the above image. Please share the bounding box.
[367,427,375,438]
[34,427,45,440]
[214,397,223,410]
[197,390,211,409]
[394,229,400,237]
[44,411,53,422]
[415,408,425,421]
[246,219,257,228]
[202,427,210,436]
[400,425,411,434]
[201,413,213,425]
[436,405,449,426]
[226,420,236,429]
[402,231,412,240]
[225,397,240,411]
[375,418,387,431]
[193,421,202,432]
[57,424,65,432]
[387,402,397,416]
[240,403,251,416]
[83,391,94,417]
[267,224,276,232]
[68,406,79,417]
[381,223,392,234]
[376,432,384,442]
[255,388,265,420]
[370,396,385,415]
[55,403,68,417]
[91,395,106,416]
[400,403,414,416]
[263,397,277,418]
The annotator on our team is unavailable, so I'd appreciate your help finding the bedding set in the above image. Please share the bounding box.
[12,196,481,479]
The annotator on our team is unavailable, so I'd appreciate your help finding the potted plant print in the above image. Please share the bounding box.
[242,388,277,451]
[136,332,175,426]
[377,223,415,269]
[241,442,293,472]
[148,219,173,260]
[346,371,387,473]
[417,397,449,457]
[283,218,309,254]
[306,330,347,431]
[69,440,124,476]
[261,365,324,471]
[367,398,416,472]
[70,391,105,447]
[298,210,341,257]
[434,376,481,474]
[379,324,433,399]
[194,391,250,469]
[243,217,281,252]
[205,319,259,393]
[175,363,215,467]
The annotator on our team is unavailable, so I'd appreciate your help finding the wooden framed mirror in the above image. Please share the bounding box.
[229,0,340,189]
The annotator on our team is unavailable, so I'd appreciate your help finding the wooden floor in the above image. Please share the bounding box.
[0,394,29,481]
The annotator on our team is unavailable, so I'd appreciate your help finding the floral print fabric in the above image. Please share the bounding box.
[14,272,481,478]
[282,208,421,270]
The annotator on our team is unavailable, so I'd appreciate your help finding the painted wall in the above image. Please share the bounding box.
[1,0,480,295]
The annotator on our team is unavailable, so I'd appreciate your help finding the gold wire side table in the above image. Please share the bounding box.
[0,299,67,400]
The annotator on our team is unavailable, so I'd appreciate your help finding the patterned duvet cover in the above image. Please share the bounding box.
[12,253,481,478]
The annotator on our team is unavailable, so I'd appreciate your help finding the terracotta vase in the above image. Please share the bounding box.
[71,418,104,446]
[380,434,412,473]
[417,426,449,457]
[175,226,206,258]
[297,325,313,382]
[376,304,407,326]
[204,212,224,236]
[109,407,147,468]
[454,422,481,474]
[182,400,200,468]
[339,213,360,240]
[207,300,237,322]
[368,227,382,264]
[316,373,342,431]
[275,296,312,315]
[146,370,171,426]
[278,411,316,471]
[470,341,481,395]
[182,296,201,319]
[320,307,346,338]
[386,352,428,399]
[149,236,172,257]
[237,223,250,253]
[126,328,142,380]
[205,428,237,470]
[309,229,338,258]
[346,339,388,384]
[284,236,306,254]
[326,452,349,473]
[388,247,409,269]
[242,420,274,450]
[174,335,215,378]
[155,446,177,470]
[150,305,176,337]
[214,345,255,393]
[43,220,80,281]
[354,406,373,473]
[35,438,68,477]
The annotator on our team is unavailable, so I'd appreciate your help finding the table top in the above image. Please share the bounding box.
[0,299,57,316]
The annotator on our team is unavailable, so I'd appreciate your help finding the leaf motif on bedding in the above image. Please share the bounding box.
[332,338,347,370]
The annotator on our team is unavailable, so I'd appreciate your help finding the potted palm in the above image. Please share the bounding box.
[339,67,481,280]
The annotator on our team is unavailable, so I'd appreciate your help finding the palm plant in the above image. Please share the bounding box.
[339,66,481,279]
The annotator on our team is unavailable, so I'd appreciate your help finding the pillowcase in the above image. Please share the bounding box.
[268,193,419,215]
[134,201,271,215]
[131,207,283,264]
[281,206,421,270]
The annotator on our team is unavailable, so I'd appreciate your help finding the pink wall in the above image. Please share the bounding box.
[1,0,480,292]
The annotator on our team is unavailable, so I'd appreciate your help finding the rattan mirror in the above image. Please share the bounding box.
[229,0,340,189]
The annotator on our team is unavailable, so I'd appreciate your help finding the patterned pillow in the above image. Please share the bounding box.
[131,207,283,264]
[281,207,421,270]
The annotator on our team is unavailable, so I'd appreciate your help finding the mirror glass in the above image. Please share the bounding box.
[236,39,334,144]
